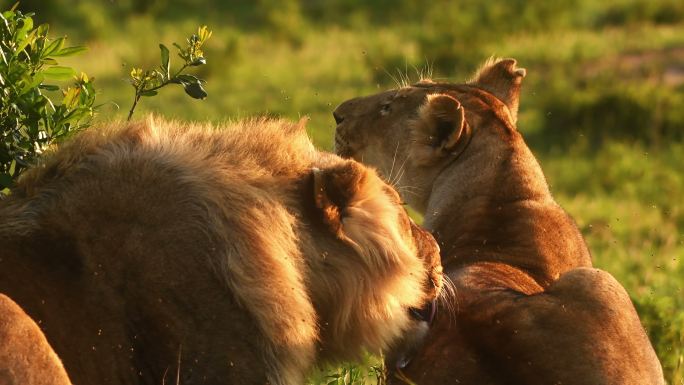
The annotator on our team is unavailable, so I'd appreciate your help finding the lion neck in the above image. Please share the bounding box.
[421,130,592,286]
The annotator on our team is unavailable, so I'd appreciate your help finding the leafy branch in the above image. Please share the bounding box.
[1,4,95,193]
[127,26,212,121]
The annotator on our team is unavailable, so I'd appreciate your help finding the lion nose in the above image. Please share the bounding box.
[333,111,344,125]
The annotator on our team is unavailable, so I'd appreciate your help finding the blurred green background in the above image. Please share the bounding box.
[9,0,683,383]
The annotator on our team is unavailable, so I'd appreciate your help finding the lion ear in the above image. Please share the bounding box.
[411,93,470,166]
[469,57,526,123]
[312,161,367,237]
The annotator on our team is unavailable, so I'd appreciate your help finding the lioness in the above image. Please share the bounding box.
[333,58,664,384]
[0,117,442,385]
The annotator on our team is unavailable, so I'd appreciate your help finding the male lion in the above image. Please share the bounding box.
[333,58,664,384]
[0,117,442,385]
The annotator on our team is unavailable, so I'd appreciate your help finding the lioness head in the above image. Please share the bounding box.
[333,58,526,213]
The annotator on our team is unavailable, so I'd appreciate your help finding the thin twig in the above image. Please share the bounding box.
[127,64,189,121]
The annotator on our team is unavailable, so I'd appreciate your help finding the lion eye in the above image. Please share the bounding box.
[380,103,391,116]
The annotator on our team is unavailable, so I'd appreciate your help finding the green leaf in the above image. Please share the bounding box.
[181,80,207,99]
[42,66,77,80]
[52,45,87,57]
[176,74,201,83]
[35,23,49,38]
[20,72,44,95]
[61,86,81,108]
[8,160,16,176]
[39,84,60,91]
[159,43,170,78]
[15,28,37,54]
[42,36,65,57]
[15,15,34,39]
[140,90,158,97]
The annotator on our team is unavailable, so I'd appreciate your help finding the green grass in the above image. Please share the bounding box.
[307,353,385,385]
[13,1,684,383]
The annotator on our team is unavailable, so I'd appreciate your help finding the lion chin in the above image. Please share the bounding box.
[333,58,665,384]
[0,116,442,385]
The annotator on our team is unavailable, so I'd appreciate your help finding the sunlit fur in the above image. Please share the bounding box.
[0,116,441,385]
[0,294,72,385]
[333,58,664,385]
[467,57,526,123]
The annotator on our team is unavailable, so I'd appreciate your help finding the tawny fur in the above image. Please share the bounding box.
[0,294,72,385]
[0,117,442,385]
[333,58,664,385]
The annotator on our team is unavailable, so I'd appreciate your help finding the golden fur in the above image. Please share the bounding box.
[333,58,664,384]
[0,294,72,385]
[0,117,442,385]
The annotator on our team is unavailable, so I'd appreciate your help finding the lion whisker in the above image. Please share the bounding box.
[411,59,434,83]
[396,185,422,198]
[387,141,401,186]
[382,67,404,89]
[438,275,459,327]
[389,154,410,188]
[393,161,410,189]
[396,67,410,89]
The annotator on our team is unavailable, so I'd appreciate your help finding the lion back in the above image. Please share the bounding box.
[5,116,327,385]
